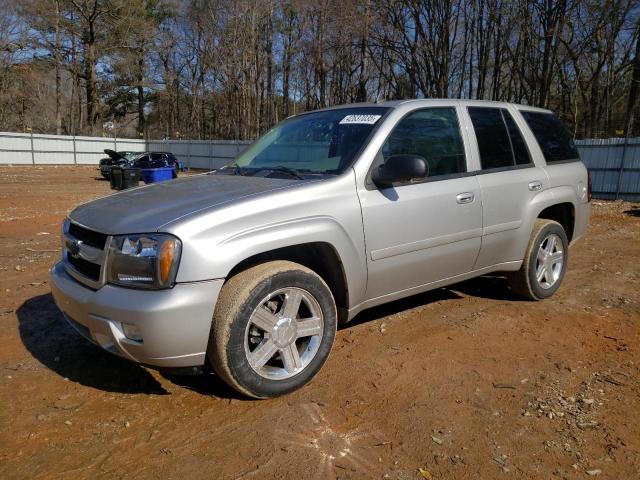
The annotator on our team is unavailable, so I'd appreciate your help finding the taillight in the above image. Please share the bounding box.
[587,170,593,202]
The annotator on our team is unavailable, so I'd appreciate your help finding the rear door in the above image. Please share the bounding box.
[520,110,587,197]
[358,106,483,300]
[463,106,549,269]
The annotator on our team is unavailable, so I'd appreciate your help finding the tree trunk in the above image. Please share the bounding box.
[84,24,98,135]
[137,48,145,136]
[54,0,62,135]
[623,22,640,138]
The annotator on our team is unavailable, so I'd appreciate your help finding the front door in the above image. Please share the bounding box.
[357,107,483,301]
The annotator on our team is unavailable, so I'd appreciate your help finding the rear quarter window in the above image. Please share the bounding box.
[521,111,579,163]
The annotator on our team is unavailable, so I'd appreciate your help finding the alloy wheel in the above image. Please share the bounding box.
[535,233,564,289]
[244,287,324,380]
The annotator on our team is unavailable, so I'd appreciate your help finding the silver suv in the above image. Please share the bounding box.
[51,100,591,398]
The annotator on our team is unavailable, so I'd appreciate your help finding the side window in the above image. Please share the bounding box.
[468,107,532,170]
[502,111,531,165]
[521,111,579,163]
[382,107,466,178]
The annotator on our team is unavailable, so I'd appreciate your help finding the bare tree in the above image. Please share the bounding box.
[2,0,638,140]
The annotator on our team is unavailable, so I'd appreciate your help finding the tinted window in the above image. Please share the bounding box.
[521,111,579,162]
[382,107,466,177]
[469,107,533,169]
[503,111,531,165]
[150,153,164,160]
[468,107,513,169]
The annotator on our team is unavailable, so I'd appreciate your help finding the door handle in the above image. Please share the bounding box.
[528,180,543,191]
[456,192,474,204]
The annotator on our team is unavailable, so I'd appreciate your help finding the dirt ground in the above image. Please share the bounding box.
[0,166,638,480]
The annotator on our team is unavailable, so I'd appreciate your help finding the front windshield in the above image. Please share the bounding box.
[230,107,389,175]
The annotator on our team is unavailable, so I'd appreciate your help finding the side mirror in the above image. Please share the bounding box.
[371,154,428,187]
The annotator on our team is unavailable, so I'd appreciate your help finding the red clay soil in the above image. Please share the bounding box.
[0,166,638,479]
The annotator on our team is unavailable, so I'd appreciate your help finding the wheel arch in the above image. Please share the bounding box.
[530,185,578,242]
[226,242,350,324]
[503,188,578,266]
[537,202,575,242]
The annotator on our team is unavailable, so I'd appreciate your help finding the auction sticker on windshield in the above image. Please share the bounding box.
[339,114,382,125]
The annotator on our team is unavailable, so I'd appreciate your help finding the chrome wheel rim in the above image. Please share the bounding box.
[244,287,324,380]
[535,233,564,289]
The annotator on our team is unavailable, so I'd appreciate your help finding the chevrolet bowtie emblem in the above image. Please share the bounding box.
[67,239,82,257]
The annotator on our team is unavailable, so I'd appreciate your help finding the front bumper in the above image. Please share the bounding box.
[50,261,223,368]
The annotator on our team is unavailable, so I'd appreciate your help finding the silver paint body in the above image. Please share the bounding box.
[50,99,591,368]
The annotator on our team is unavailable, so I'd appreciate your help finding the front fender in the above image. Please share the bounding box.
[214,215,367,304]
[167,173,368,307]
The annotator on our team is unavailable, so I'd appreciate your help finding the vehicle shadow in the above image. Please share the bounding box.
[17,275,519,398]
[345,287,461,328]
[17,293,168,395]
[624,206,640,217]
[452,274,523,301]
[345,274,520,327]
[160,370,246,400]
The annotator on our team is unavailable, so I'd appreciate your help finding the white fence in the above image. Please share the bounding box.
[3,132,638,201]
[0,131,251,170]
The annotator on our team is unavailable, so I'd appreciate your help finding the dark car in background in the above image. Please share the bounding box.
[99,150,140,178]
[99,150,181,179]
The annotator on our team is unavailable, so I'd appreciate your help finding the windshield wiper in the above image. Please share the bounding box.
[267,165,305,180]
[217,164,306,179]
[208,163,246,176]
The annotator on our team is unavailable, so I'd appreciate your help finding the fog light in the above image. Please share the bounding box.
[122,323,143,343]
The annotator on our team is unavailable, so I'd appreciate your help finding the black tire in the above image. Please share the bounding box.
[208,261,337,398]
[509,219,569,300]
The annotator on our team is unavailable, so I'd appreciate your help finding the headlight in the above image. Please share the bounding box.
[106,234,181,289]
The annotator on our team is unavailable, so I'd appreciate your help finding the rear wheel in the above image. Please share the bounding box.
[208,261,337,398]
[509,219,569,300]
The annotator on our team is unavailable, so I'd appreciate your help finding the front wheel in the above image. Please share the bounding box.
[509,219,569,300]
[207,261,337,398]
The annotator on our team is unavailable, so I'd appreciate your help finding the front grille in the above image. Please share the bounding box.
[69,223,108,249]
[67,255,101,281]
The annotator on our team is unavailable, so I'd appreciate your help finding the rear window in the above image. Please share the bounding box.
[521,111,579,163]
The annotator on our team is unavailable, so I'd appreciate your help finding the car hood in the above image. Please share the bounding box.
[69,174,301,234]
[103,149,126,160]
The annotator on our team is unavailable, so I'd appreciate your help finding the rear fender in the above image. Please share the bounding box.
[515,187,577,259]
